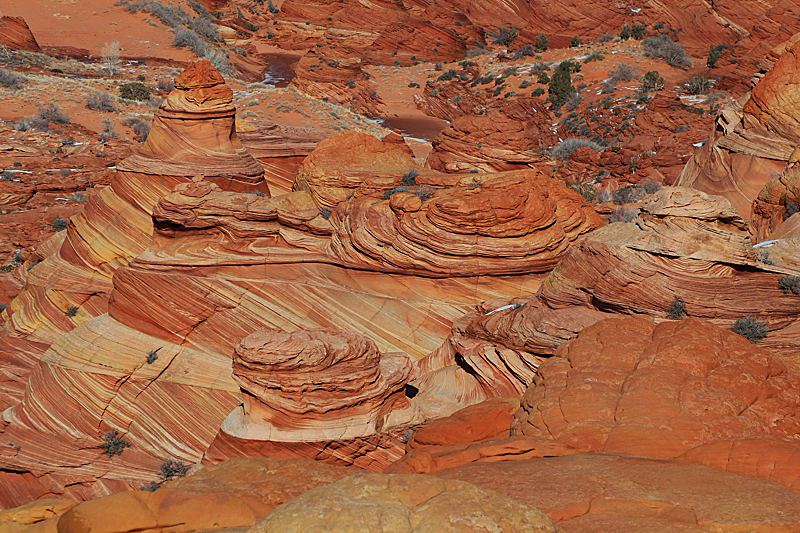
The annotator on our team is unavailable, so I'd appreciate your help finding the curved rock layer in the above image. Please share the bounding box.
[0,126,600,506]
[395,317,800,494]
[678,35,800,228]
[2,60,265,345]
[238,123,329,195]
[289,40,383,116]
[0,16,40,52]
[228,329,413,442]
[419,187,800,385]
[426,98,558,173]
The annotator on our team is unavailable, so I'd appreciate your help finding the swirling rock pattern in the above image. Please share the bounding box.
[426,98,558,173]
[432,187,800,365]
[678,35,800,226]
[3,60,265,345]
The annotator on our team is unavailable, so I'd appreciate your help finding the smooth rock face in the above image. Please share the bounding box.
[678,35,800,226]
[510,317,800,459]
[249,473,560,533]
[437,453,800,533]
[55,458,351,533]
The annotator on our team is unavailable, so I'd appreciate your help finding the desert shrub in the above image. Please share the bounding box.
[584,51,604,63]
[437,69,458,81]
[172,28,209,57]
[52,219,68,231]
[123,117,151,143]
[620,25,631,40]
[146,349,159,364]
[86,92,117,112]
[202,49,232,76]
[159,459,190,482]
[640,70,664,91]
[569,182,596,202]
[631,23,646,39]
[570,36,582,47]
[0,69,27,90]
[101,41,121,75]
[608,208,637,223]
[465,47,490,58]
[731,316,767,343]
[119,82,151,101]
[612,185,645,205]
[37,104,70,125]
[785,201,799,220]
[641,181,662,194]
[537,71,550,84]
[609,63,636,82]
[534,34,549,52]
[532,87,545,96]
[548,65,576,108]
[491,27,518,47]
[666,297,687,319]
[642,36,691,68]
[188,17,220,42]
[146,1,188,27]
[598,33,614,42]
[564,92,582,111]
[100,430,131,458]
[345,80,356,89]
[401,169,418,186]
[157,78,175,92]
[684,76,710,94]
[779,276,800,295]
[319,208,332,219]
[601,79,617,93]
[548,138,602,160]
[513,45,535,59]
[707,45,720,68]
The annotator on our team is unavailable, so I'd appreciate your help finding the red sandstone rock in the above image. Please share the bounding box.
[203,329,414,470]
[679,35,800,226]
[426,98,558,173]
[0,16,40,52]
[510,317,800,459]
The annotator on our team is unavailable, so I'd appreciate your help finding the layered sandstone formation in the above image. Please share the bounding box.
[289,46,383,116]
[511,317,800,459]
[0,115,602,506]
[422,187,800,367]
[426,98,557,173]
[2,60,265,345]
[204,329,416,471]
[395,316,800,498]
[0,16,40,52]
[678,35,800,226]
[238,123,328,195]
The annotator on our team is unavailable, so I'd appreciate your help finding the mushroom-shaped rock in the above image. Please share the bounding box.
[224,328,414,442]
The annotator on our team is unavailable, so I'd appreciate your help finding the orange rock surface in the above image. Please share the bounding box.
[431,187,800,362]
[437,453,800,533]
[0,16,40,52]
[511,317,800,459]
[678,35,800,226]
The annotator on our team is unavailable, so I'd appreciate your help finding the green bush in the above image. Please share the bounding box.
[119,82,151,101]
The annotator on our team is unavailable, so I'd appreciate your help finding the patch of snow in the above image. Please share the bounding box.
[753,240,779,248]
